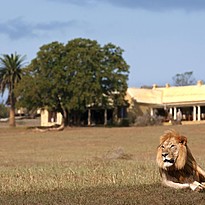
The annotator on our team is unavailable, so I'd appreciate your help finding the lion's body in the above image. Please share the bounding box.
[156,130,205,191]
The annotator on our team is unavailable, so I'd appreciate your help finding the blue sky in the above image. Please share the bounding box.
[1,0,205,88]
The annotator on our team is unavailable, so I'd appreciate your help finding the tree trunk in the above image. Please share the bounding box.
[63,109,69,126]
[9,90,16,127]
[9,106,16,127]
[61,107,67,127]
[113,107,118,125]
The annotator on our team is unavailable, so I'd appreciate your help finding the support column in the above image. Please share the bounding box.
[150,108,154,116]
[197,106,201,121]
[169,107,173,123]
[174,107,177,120]
[193,106,196,121]
[88,109,91,126]
[169,107,173,115]
[104,109,107,126]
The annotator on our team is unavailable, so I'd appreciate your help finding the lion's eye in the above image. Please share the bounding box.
[161,145,165,149]
[170,145,175,148]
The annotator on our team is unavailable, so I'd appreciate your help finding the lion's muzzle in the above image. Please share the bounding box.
[162,153,175,167]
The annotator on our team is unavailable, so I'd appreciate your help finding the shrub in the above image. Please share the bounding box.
[119,118,130,127]
[0,103,9,118]
[134,113,163,127]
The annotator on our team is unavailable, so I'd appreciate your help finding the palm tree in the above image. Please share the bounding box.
[0,53,26,127]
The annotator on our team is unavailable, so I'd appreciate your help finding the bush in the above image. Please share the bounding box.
[111,118,130,127]
[0,103,9,118]
[119,118,130,127]
[134,113,163,127]
[127,111,137,124]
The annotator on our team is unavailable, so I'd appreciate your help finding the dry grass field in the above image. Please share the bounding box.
[0,123,205,204]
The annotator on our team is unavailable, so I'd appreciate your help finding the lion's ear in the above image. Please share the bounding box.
[179,135,187,145]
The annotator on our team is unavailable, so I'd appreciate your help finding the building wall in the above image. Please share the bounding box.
[126,91,150,120]
[41,109,62,127]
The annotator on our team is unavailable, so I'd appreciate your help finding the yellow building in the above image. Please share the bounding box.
[126,80,205,122]
[40,109,63,127]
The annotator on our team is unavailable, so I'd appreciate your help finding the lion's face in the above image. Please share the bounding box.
[158,137,180,168]
[156,131,187,170]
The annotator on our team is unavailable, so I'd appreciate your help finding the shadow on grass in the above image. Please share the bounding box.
[0,183,205,205]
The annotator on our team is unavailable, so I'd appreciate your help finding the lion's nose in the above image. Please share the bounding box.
[162,153,168,157]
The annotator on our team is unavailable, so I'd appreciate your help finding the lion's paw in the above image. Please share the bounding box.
[190,181,204,192]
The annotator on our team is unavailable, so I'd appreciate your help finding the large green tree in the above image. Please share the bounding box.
[16,38,129,126]
[16,42,68,124]
[0,53,26,126]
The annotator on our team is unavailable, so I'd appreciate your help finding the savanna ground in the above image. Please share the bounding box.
[1,120,205,204]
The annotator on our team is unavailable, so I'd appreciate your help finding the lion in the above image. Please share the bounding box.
[156,130,205,191]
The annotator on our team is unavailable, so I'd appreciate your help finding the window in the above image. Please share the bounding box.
[48,111,57,123]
